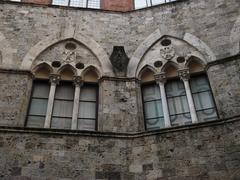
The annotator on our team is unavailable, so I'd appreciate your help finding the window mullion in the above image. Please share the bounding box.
[71,76,83,130]
[178,69,198,124]
[44,74,60,128]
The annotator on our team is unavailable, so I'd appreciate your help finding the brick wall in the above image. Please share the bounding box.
[101,0,134,12]
[21,0,51,5]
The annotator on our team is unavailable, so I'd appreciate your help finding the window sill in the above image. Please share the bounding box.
[0,115,239,138]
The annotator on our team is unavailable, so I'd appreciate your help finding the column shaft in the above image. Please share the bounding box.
[44,83,57,128]
[183,80,198,123]
[72,85,80,130]
[158,83,171,128]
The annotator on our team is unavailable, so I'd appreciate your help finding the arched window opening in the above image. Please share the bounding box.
[33,64,52,79]
[59,68,75,81]
[140,59,218,131]
[164,65,191,126]
[27,65,52,128]
[78,68,99,131]
[26,65,100,131]
[140,68,165,130]
[51,81,75,129]
[26,80,50,128]
[83,68,99,83]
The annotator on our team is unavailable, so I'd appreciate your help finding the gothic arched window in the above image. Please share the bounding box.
[26,64,100,131]
[140,58,218,131]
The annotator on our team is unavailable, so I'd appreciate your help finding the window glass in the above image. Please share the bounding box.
[51,82,74,129]
[88,0,100,9]
[190,75,218,122]
[27,81,50,128]
[166,79,192,126]
[70,0,86,7]
[78,84,98,130]
[52,0,69,6]
[142,84,165,130]
[135,0,177,9]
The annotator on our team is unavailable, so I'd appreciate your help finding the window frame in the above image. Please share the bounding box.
[141,80,165,131]
[189,72,219,121]
[78,82,99,131]
[50,80,75,130]
[25,78,50,127]
[51,0,101,9]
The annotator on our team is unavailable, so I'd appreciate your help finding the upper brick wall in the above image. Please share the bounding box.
[21,0,51,5]
[101,0,134,12]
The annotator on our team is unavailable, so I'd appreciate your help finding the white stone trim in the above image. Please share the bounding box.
[21,31,113,76]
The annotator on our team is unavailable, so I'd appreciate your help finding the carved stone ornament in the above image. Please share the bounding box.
[49,74,61,84]
[73,76,84,86]
[154,73,167,84]
[178,69,190,81]
[63,51,78,63]
[160,45,175,60]
[110,46,129,76]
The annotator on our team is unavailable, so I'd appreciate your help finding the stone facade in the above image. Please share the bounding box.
[0,0,240,179]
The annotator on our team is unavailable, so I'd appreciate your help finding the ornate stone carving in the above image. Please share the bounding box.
[160,45,175,60]
[63,51,78,63]
[110,46,129,76]
[154,73,167,84]
[178,69,190,81]
[49,74,61,84]
[73,76,84,86]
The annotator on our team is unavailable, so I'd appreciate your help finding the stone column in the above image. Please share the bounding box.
[178,69,198,123]
[71,76,83,130]
[44,74,60,128]
[154,73,171,128]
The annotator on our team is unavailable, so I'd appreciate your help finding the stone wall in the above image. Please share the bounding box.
[0,71,32,127]
[0,0,239,68]
[0,117,240,179]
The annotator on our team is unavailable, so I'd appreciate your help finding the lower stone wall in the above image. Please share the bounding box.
[0,117,240,180]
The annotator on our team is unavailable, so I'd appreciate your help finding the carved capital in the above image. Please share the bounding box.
[178,69,190,81]
[154,73,167,84]
[73,76,84,87]
[49,74,61,84]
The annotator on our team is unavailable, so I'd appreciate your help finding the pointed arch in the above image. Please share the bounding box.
[81,65,101,83]
[32,62,53,79]
[186,56,205,74]
[162,62,178,78]
[138,65,157,82]
[127,29,215,77]
[57,64,77,76]
[21,31,113,76]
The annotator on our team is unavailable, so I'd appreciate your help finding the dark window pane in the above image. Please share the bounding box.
[51,117,72,129]
[27,116,45,128]
[190,75,218,122]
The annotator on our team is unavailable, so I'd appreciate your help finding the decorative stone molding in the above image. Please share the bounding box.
[21,31,113,76]
[63,51,78,63]
[73,76,84,86]
[160,45,175,60]
[178,68,190,81]
[49,74,61,84]
[154,73,167,84]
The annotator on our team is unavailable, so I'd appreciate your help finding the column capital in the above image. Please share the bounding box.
[49,74,61,84]
[178,68,190,81]
[154,73,167,84]
[73,76,84,87]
